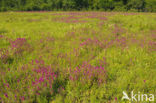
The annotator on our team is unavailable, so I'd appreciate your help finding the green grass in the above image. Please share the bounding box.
[0,12,156,103]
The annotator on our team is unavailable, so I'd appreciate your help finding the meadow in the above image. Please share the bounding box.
[0,12,156,103]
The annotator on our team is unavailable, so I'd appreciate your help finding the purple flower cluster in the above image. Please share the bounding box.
[0,35,3,38]
[80,37,102,48]
[10,38,27,49]
[54,16,86,23]
[87,15,107,21]
[53,12,109,23]
[10,38,32,55]
[52,12,115,17]
[112,24,126,36]
[31,59,57,92]
[80,36,127,49]
[105,37,127,49]
[4,93,8,98]
[69,62,107,84]
[115,37,127,47]
[0,58,58,101]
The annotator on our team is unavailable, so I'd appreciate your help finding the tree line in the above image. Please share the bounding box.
[0,0,156,12]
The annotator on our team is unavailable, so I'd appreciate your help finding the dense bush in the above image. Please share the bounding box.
[0,0,156,12]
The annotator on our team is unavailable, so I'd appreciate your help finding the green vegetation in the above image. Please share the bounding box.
[0,12,156,102]
[0,0,156,12]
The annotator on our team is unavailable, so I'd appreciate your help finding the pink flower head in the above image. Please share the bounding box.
[4,93,8,98]
[36,92,40,95]
[6,83,9,88]
[35,59,39,64]
[115,97,117,101]
[39,77,44,82]
[21,96,25,101]
[0,35,3,38]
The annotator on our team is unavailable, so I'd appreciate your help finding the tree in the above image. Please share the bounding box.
[62,0,76,10]
[0,0,155,12]
[99,0,115,10]
[127,0,145,11]
[145,0,156,12]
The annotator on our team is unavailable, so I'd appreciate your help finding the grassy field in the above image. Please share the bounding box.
[0,12,156,103]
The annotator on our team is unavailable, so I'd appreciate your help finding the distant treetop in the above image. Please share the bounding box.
[0,0,156,12]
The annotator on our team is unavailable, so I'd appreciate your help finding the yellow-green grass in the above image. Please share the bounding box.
[0,12,156,103]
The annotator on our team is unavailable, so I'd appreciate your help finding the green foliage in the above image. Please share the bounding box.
[127,0,145,12]
[145,0,156,12]
[0,12,156,102]
[62,0,76,10]
[0,0,156,12]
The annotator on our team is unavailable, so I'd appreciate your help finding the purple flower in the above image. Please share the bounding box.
[35,59,39,64]
[36,92,40,95]
[115,97,117,101]
[0,35,3,38]
[6,83,9,88]
[39,77,44,82]
[10,38,26,48]
[4,93,8,98]
[17,79,20,83]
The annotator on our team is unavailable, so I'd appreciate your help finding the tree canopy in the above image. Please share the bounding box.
[0,0,156,12]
